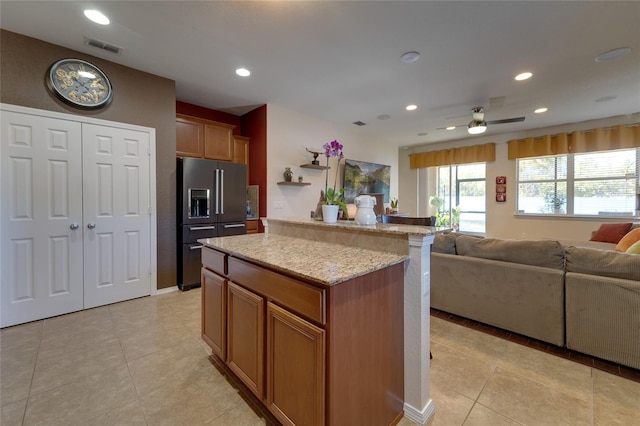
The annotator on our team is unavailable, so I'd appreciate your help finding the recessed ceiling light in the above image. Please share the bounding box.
[446,126,456,130]
[595,47,631,62]
[84,9,110,25]
[400,51,420,64]
[534,107,548,114]
[515,72,532,81]
[406,105,417,111]
[377,114,391,120]
[235,68,251,77]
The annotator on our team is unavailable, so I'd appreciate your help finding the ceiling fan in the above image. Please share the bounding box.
[438,107,525,135]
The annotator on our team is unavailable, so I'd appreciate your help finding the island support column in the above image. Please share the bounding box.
[403,234,435,424]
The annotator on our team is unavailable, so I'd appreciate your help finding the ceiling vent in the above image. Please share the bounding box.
[84,37,122,55]
[352,121,367,126]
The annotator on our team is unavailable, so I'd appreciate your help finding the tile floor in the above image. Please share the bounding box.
[1,288,639,426]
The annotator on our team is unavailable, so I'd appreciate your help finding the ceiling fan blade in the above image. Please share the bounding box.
[486,116,525,125]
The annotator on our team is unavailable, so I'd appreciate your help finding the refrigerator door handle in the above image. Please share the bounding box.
[189,226,216,231]
[189,245,204,251]
[214,169,220,215]
[220,169,225,214]
[223,224,246,228]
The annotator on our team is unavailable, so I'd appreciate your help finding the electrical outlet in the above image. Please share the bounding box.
[274,200,284,209]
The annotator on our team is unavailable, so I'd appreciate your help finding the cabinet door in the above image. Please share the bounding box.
[204,122,234,161]
[227,281,264,399]
[233,136,250,184]
[202,268,226,360]
[266,302,325,426]
[176,116,204,158]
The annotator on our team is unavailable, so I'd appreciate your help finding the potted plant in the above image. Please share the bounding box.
[390,198,398,213]
[545,193,566,213]
[321,140,348,222]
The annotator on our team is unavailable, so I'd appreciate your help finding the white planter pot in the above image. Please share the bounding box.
[322,204,339,223]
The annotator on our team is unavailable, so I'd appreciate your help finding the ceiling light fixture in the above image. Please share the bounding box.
[406,105,417,111]
[400,51,420,64]
[534,107,548,114]
[595,47,631,62]
[515,72,532,81]
[467,121,487,135]
[235,68,250,77]
[84,9,110,25]
[446,126,456,131]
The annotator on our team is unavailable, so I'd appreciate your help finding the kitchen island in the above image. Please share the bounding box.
[200,218,440,425]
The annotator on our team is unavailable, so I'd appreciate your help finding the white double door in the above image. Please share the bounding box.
[1,108,152,327]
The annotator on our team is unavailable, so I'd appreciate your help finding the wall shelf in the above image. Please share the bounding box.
[300,164,329,170]
[277,181,311,186]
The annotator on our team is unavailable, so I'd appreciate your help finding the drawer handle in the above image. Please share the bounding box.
[224,224,246,228]
[189,245,204,250]
[190,226,215,231]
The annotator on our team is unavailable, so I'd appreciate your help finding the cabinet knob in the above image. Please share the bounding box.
[69,223,80,230]
[87,223,96,229]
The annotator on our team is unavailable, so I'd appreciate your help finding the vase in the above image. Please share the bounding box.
[322,204,339,223]
[283,167,293,182]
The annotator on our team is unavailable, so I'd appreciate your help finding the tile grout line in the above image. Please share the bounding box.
[21,320,45,426]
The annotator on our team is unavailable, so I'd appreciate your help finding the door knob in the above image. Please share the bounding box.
[87,223,96,229]
[69,223,80,230]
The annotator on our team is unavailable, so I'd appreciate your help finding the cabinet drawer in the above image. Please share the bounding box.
[228,257,326,325]
[202,247,227,275]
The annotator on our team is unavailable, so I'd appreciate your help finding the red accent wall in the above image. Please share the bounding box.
[242,105,267,232]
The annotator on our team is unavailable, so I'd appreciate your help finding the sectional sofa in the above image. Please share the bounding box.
[431,231,640,370]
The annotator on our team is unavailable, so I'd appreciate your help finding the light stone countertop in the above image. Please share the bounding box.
[199,233,408,287]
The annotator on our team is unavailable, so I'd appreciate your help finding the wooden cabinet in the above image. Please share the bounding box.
[246,219,258,234]
[201,246,403,425]
[227,281,264,399]
[266,302,325,426]
[233,135,250,165]
[176,114,238,162]
[176,115,204,158]
[204,121,235,161]
[201,268,226,360]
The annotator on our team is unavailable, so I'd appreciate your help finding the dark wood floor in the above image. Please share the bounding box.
[431,308,640,384]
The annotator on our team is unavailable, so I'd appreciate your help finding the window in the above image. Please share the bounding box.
[517,148,639,216]
[431,163,486,233]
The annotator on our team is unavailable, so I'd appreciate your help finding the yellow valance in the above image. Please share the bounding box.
[508,124,640,160]
[409,143,496,169]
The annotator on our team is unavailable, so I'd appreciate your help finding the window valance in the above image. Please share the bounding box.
[507,123,640,160]
[409,142,495,169]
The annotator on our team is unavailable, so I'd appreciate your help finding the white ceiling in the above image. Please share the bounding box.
[2,1,639,148]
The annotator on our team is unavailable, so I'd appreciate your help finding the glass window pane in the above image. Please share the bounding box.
[574,179,636,215]
[575,150,636,179]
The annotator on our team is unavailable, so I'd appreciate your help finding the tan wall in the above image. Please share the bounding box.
[1,30,178,289]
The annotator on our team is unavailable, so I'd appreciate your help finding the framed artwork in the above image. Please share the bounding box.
[496,176,507,203]
[343,159,391,203]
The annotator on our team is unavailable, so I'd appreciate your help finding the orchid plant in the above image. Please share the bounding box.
[322,140,348,216]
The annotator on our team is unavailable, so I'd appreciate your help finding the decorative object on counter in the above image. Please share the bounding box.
[390,197,399,214]
[298,175,303,183]
[305,147,322,165]
[322,140,349,218]
[322,204,339,223]
[313,190,325,220]
[354,195,377,225]
[283,167,293,182]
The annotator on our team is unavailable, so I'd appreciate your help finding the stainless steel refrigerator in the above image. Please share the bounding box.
[177,157,247,290]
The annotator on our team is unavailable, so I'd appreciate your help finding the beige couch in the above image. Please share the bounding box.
[431,233,640,369]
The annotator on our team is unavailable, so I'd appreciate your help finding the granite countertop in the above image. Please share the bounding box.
[265,217,445,236]
[199,233,408,287]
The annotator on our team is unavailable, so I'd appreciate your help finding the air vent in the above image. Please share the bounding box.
[84,37,122,55]
[352,121,367,126]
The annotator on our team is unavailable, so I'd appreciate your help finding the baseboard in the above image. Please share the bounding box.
[404,398,435,425]
[154,285,179,296]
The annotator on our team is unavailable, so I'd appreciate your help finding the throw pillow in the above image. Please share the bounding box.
[626,240,640,255]
[590,223,632,244]
[615,228,640,252]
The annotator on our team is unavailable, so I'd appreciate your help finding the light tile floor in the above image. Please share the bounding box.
[1,288,639,425]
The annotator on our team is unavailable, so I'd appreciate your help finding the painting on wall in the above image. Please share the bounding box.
[343,159,391,203]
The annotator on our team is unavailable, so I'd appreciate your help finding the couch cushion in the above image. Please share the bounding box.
[565,246,640,281]
[590,223,633,244]
[432,233,457,254]
[455,235,565,270]
[615,228,640,252]
[626,240,640,255]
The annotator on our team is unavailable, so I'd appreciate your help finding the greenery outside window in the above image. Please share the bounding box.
[517,148,639,216]
[431,163,486,233]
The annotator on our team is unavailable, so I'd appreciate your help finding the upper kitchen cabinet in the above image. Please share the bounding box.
[176,114,236,162]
